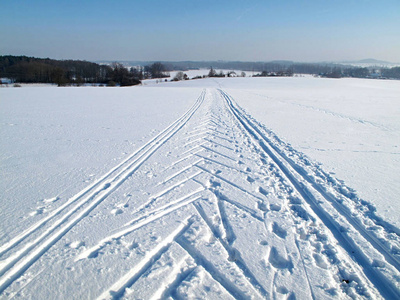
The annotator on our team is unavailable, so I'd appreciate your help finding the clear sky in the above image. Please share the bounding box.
[1,0,399,62]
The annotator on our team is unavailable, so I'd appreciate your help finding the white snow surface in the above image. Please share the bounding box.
[1,77,400,299]
[212,77,400,229]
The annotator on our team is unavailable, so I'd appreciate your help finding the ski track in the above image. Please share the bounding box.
[1,88,399,299]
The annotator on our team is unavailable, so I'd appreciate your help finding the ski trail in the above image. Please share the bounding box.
[156,158,203,187]
[77,191,203,261]
[176,237,261,300]
[0,90,205,258]
[0,90,205,293]
[220,88,400,299]
[150,256,196,300]
[97,216,195,300]
[2,88,399,299]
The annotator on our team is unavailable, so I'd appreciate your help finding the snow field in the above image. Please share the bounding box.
[0,78,399,299]
[0,86,201,240]
[213,76,400,229]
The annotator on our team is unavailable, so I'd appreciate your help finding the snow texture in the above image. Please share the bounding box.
[0,77,399,299]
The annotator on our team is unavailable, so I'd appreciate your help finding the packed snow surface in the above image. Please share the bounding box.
[213,77,400,229]
[0,77,399,299]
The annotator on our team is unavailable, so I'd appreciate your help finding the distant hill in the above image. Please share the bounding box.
[338,58,396,66]
[357,58,391,64]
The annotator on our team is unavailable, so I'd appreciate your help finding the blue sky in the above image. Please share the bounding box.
[1,0,399,62]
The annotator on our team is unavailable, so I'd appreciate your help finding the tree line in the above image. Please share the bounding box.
[0,56,171,86]
[317,66,400,79]
[2,56,400,85]
[0,56,111,85]
[112,60,400,80]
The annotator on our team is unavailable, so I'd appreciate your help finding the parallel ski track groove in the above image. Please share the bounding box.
[245,115,400,270]
[76,193,203,261]
[192,203,268,298]
[220,89,400,299]
[154,262,196,300]
[176,237,252,300]
[0,90,204,258]
[221,88,400,272]
[97,216,195,300]
[0,90,205,294]
[4,88,399,299]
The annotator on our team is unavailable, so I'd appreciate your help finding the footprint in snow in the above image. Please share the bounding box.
[29,207,46,216]
[246,176,255,183]
[257,201,268,212]
[43,196,60,203]
[313,253,328,269]
[111,208,123,215]
[272,222,287,239]
[269,203,281,211]
[258,186,269,196]
[69,241,85,249]
[126,241,139,250]
[276,286,290,295]
[111,201,129,215]
[206,179,221,189]
[268,247,293,270]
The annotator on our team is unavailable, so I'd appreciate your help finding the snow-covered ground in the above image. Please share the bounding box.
[168,69,245,79]
[0,87,201,238]
[215,77,400,229]
[0,77,399,299]
[160,76,400,227]
[142,69,246,85]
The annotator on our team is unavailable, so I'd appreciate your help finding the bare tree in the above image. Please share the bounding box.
[173,71,184,81]
[149,62,169,79]
[208,67,216,77]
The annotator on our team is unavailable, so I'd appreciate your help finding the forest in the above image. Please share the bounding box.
[0,56,169,86]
